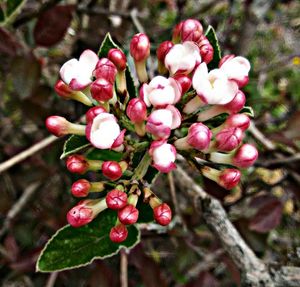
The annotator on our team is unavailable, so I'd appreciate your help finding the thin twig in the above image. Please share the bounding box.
[45,272,58,287]
[120,249,128,287]
[257,153,300,167]
[0,135,58,174]
[0,182,41,238]
[130,8,144,33]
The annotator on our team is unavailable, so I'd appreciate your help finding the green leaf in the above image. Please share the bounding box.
[7,0,25,16]
[205,25,222,70]
[60,135,91,159]
[125,66,137,99]
[36,209,140,272]
[86,149,123,162]
[241,106,255,118]
[137,199,154,223]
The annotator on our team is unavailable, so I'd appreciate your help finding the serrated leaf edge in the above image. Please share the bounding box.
[36,224,141,273]
[205,25,222,62]
[60,135,91,159]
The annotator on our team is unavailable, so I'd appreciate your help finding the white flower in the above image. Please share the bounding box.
[87,112,122,149]
[140,76,181,108]
[164,41,201,75]
[192,63,238,105]
[60,50,99,90]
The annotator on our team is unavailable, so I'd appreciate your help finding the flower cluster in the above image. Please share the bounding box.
[46,19,257,243]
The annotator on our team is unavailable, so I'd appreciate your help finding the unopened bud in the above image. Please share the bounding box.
[153,203,172,226]
[233,144,258,168]
[172,74,192,95]
[224,114,250,131]
[94,58,117,84]
[126,98,147,123]
[90,78,114,102]
[223,90,246,114]
[109,224,128,243]
[215,127,243,152]
[198,35,213,64]
[108,48,127,71]
[130,33,150,62]
[106,189,128,210]
[71,179,91,197]
[219,169,241,190]
[102,161,123,181]
[157,41,174,62]
[180,19,203,42]
[85,106,107,123]
[186,123,212,150]
[118,204,139,225]
[66,155,89,174]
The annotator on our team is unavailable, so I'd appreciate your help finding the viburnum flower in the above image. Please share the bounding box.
[60,49,98,90]
[149,140,177,173]
[146,105,181,139]
[67,199,107,227]
[140,76,182,108]
[86,112,124,150]
[219,55,251,87]
[192,63,239,105]
[165,41,201,75]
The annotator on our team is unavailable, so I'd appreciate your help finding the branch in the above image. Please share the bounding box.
[0,135,58,174]
[174,165,300,286]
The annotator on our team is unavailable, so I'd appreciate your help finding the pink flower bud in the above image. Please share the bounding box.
[109,224,128,243]
[223,90,246,114]
[66,155,89,174]
[180,19,203,42]
[130,33,150,62]
[54,80,74,98]
[111,129,126,150]
[140,76,182,108]
[215,127,243,152]
[165,42,201,75]
[94,58,117,84]
[146,105,181,139]
[71,179,91,197]
[118,204,139,225]
[86,112,122,149]
[149,140,177,173]
[45,116,70,137]
[126,98,147,123]
[90,78,113,102]
[187,123,212,150]
[225,114,250,131]
[106,189,128,210]
[60,49,98,91]
[85,106,107,123]
[108,48,127,71]
[153,203,172,226]
[198,35,214,64]
[233,144,258,168]
[219,169,241,190]
[67,202,94,227]
[219,56,251,88]
[102,161,122,181]
[172,22,183,42]
[156,41,174,62]
[172,74,192,95]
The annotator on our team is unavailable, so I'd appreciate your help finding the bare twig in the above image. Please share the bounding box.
[45,272,58,287]
[257,153,300,167]
[120,249,128,287]
[130,8,144,33]
[0,135,58,174]
[0,182,41,238]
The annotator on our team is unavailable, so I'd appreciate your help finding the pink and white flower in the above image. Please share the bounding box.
[192,63,238,105]
[140,76,182,108]
[146,105,181,139]
[219,55,251,87]
[86,112,124,149]
[149,140,177,173]
[60,49,98,90]
[165,41,201,75]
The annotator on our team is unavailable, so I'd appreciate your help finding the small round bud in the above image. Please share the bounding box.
[215,127,243,152]
[219,169,241,190]
[233,144,258,168]
[66,155,89,174]
[223,90,246,114]
[130,33,150,62]
[85,106,107,123]
[172,74,192,95]
[126,98,147,123]
[109,224,128,243]
[102,161,122,181]
[153,203,172,226]
[67,201,94,227]
[187,123,212,150]
[106,189,128,210]
[94,58,117,84]
[108,48,127,71]
[71,179,91,197]
[54,80,74,98]
[156,41,174,62]
[118,204,139,225]
[181,19,203,42]
[45,116,70,137]
[225,114,250,131]
[90,78,113,102]
[198,35,214,64]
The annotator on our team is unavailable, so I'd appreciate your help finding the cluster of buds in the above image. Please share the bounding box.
[46,18,258,242]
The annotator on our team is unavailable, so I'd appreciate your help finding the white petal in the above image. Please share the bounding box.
[79,49,99,75]
[149,76,169,88]
[60,59,80,85]
[149,109,173,127]
[220,56,250,81]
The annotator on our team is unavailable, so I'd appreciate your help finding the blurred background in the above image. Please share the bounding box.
[0,0,299,286]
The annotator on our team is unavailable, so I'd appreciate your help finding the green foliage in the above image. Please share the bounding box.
[36,209,140,272]
[205,25,222,70]
[86,149,123,162]
[60,135,91,159]
[0,0,26,25]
